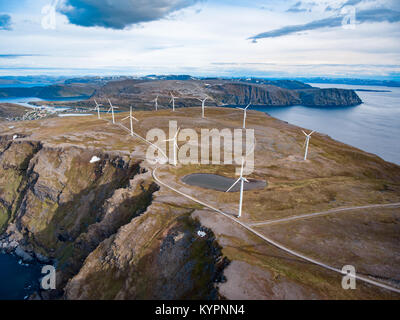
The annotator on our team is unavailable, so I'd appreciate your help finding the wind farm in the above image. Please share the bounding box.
[0,0,399,306]
[1,99,400,301]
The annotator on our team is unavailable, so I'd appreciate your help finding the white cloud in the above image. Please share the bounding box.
[0,0,398,78]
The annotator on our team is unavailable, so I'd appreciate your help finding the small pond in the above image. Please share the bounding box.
[181,173,266,192]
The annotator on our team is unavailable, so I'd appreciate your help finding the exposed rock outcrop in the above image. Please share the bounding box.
[64,207,227,300]
[0,135,226,299]
[298,88,362,107]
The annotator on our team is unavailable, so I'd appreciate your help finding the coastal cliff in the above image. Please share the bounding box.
[0,78,362,108]
[91,79,362,109]
[298,88,362,107]
[0,134,226,299]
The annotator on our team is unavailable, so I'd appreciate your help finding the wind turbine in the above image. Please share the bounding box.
[152,95,159,111]
[122,106,139,136]
[302,130,315,161]
[197,97,208,118]
[170,92,178,111]
[107,99,119,124]
[92,99,103,119]
[236,103,251,129]
[164,127,180,166]
[226,157,249,218]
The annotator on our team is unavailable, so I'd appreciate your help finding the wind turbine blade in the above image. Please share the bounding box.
[133,117,139,122]
[226,179,241,193]
[243,178,249,183]
[302,130,307,136]
[122,116,129,121]
[236,107,245,111]
[310,130,315,135]
[303,138,307,148]
[245,103,251,110]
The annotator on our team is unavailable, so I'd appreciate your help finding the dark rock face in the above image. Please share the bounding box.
[211,83,301,106]
[298,88,362,107]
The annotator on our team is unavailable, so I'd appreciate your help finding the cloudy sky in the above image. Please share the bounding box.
[0,0,399,79]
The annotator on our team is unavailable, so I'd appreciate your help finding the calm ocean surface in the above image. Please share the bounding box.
[256,83,400,165]
[0,253,42,300]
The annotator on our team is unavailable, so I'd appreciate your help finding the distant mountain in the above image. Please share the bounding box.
[0,76,362,108]
[92,79,362,109]
[0,84,97,99]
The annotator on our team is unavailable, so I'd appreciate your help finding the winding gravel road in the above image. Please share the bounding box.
[152,167,400,295]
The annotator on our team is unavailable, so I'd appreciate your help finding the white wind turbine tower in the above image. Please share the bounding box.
[197,97,208,118]
[302,130,315,161]
[92,99,103,119]
[164,127,180,166]
[226,157,249,219]
[152,95,159,111]
[170,92,178,112]
[107,99,119,124]
[122,106,139,136]
[237,102,251,129]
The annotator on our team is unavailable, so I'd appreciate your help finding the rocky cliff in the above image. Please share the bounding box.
[0,135,225,299]
[90,79,362,109]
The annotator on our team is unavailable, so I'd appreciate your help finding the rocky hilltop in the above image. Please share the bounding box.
[91,79,362,109]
